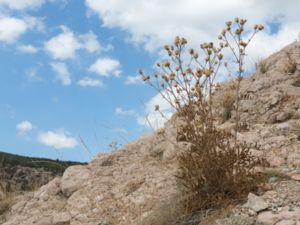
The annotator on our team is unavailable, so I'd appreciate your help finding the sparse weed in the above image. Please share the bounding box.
[284,51,297,74]
[256,59,268,74]
[140,18,265,213]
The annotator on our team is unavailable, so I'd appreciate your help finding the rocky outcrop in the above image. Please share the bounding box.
[1,42,300,225]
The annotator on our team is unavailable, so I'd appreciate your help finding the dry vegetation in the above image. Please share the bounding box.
[256,59,268,74]
[139,17,266,218]
[283,50,297,74]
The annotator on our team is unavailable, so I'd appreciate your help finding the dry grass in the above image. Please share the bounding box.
[0,193,15,215]
[283,51,297,74]
[256,59,268,74]
[214,88,236,123]
[177,127,265,212]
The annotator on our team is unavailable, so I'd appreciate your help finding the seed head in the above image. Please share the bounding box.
[154,105,159,111]
[258,24,264,30]
[218,53,223,60]
[240,19,247,25]
[189,48,194,55]
[164,45,170,51]
[175,36,181,46]
[169,73,175,81]
[226,21,232,27]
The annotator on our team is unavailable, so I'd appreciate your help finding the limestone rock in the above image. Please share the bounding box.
[245,193,268,212]
[61,165,91,197]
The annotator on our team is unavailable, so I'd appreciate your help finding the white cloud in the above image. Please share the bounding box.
[89,57,121,77]
[17,44,38,53]
[115,107,137,116]
[77,77,103,87]
[125,75,143,85]
[86,0,300,58]
[38,129,78,149]
[0,17,27,43]
[45,26,81,60]
[50,62,71,86]
[137,93,174,129]
[44,27,103,60]
[16,120,33,136]
[0,16,44,44]
[79,31,101,53]
[0,0,45,11]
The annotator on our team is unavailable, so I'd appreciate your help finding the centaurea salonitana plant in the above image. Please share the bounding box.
[139,18,265,212]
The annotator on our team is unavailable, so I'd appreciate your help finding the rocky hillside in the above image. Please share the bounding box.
[1,42,300,225]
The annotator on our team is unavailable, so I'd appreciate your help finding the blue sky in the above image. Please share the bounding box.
[0,0,299,162]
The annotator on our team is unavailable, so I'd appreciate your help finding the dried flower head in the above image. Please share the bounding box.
[164,62,170,67]
[164,45,170,51]
[189,48,194,55]
[258,24,264,30]
[226,21,232,27]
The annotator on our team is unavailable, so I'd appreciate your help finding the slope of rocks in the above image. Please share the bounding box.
[1,42,300,225]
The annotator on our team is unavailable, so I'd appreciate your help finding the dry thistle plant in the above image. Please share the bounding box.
[139,18,265,212]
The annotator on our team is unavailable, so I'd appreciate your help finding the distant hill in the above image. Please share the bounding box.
[0,151,87,195]
[0,151,87,174]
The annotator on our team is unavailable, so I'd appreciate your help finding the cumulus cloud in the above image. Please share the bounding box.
[44,27,103,60]
[0,17,27,43]
[17,44,38,53]
[38,129,78,149]
[79,31,101,53]
[77,77,103,87]
[0,0,45,11]
[50,62,71,86]
[89,57,121,77]
[0,16,44,44]
[86,0,300,58]
[45,26,81,60]
[16,120,33,136]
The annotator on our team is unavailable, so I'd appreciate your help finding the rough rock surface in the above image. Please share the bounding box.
[1,42,300,225]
